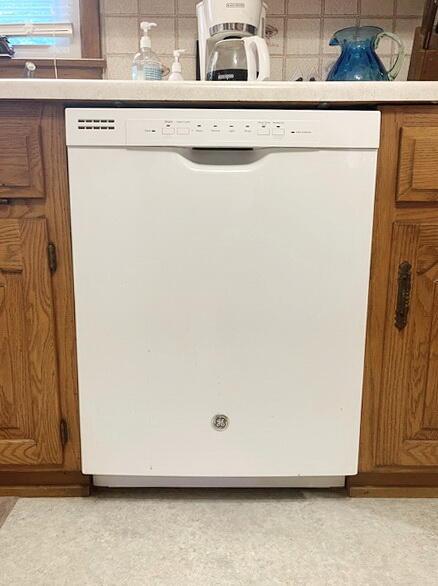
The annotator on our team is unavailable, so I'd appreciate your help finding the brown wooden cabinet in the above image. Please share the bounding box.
[0,99,437,497]
[0,102,88,496]
[0,218,63,466]
[376,222,438,468]
[349,107,438,497]
[0,104,46,199]
[397,126,438,202]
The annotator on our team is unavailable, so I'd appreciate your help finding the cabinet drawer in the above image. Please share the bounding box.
[397,126,438,202]
[0,104,46,199]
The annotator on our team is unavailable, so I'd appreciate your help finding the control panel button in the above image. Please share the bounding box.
[272,128,285,136]
[177,128,190,135]
[162,127,175,135]
[257,125,270,136]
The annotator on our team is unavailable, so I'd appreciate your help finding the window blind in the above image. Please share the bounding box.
[0,0,73,25]
[0,0,80,56]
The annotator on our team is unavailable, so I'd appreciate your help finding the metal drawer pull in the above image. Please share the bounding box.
[395,261,412,330]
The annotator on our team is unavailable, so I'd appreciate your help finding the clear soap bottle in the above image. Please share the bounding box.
[132,22,163,81]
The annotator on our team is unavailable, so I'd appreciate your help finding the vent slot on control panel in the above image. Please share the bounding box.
[77,119,116,131]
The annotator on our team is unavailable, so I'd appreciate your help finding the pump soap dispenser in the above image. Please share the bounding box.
[132,22,163,81]
[168,49,186,81]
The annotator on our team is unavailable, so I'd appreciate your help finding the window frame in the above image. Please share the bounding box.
[0,0,101,59]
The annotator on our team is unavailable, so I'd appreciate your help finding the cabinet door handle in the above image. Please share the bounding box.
[395,261,412,330]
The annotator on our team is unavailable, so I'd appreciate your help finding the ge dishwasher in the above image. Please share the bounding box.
[66,108,380,488]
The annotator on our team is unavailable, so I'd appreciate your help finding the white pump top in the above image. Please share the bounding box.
[140,21,157,49]
[171,49,186,74]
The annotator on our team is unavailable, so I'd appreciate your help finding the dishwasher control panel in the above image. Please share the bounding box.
[66,108,381,149]
[126,117,318,147]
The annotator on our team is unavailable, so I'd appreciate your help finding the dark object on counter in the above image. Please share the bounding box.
[0,36,14,58]
[422,0,438,49]
[408,0,438,80]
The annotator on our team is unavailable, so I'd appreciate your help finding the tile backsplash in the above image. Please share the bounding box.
[101,0,423,81]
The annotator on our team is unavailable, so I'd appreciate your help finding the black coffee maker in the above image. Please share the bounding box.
[0,36,15,58]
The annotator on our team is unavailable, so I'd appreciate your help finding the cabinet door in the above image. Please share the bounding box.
[0,218,63,465]
[397,126,438,202]
[377,223,438,467]
[0,104,46,199]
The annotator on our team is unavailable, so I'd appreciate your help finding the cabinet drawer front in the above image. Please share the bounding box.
[0,105,45,199]
[397,127,438,202]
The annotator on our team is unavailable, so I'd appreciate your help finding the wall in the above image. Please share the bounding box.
[100,0,424,81]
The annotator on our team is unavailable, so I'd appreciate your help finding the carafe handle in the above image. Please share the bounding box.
[243,37,270,82]
[374,32,405,81]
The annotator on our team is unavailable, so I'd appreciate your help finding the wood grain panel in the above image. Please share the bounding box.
[376,222,438,468]
[350,486,438,497]
[0,59,105,80]
[412,139,438,190]
[39,104,82,471]
[0,279,17,430]
[357,107,438,492]
[0,104,84,478]
[0,220,22,271]
[0,218,63,465]
[423,285,438,429]
[0,135,31,186]
[79,0,102,58]
[0,106,45,199]
[0,273,26,433]
[397,127,438,202]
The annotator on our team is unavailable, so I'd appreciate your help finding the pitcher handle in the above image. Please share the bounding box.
[374,32,405,81]
[243,37,271,82]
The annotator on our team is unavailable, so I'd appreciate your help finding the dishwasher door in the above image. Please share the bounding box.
[68,139,377,481]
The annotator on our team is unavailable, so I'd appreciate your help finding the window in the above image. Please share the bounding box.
[0,0,81,58]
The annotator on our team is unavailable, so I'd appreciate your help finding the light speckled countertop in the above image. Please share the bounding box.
[0,79,437,103]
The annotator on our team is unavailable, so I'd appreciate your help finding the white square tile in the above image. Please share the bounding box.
[177,0,198,15]
[322,17,357,53]
[149,17,177,54]
[324,0,358,15]
[322,55,338,79]
[139,0,176,15]
[177,17,198,55]
[395,17,421,52]
[397,0,424,16]
[396,55,412,80]
[106,54,134,79]
[359,18,394,54]
[267,0,286,15]
[285,56,320,79]
[102,0,138,15]
[287,0,322,15]
[105,17,139,53]
[266,17,285,55]
[269,56,285,80]
[286,18,321,54]
[360,0,395,16]
[180,56,197,79]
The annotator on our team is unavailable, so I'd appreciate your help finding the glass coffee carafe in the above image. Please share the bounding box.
[327,26,405,81]
[206,37,270,81]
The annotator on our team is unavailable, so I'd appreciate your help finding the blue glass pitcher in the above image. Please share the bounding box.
[327,26,405,81]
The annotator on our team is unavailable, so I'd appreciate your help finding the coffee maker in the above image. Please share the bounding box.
[197,0,270,81]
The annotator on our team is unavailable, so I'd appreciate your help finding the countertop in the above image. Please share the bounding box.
[0,79,437,104]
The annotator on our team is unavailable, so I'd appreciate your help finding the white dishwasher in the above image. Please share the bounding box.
[66,108,380,488]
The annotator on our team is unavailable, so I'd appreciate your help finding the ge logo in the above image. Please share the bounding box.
[212,414,229,431]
